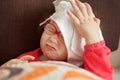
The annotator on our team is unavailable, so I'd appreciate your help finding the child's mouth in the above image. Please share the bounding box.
[46,44,56,51]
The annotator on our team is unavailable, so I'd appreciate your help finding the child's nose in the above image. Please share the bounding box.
[49,35,59,44]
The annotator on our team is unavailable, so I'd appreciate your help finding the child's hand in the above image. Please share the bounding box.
[67,0,102,45]
[1,55,34,67]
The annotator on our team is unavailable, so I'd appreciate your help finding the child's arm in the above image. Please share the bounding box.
[67,0,114,80]
[83,41,114,80]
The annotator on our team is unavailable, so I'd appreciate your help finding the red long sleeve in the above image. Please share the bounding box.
[83,41,114,80]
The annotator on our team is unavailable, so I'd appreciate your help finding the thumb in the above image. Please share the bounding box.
[66,10,80,26]
[20,55,35,61]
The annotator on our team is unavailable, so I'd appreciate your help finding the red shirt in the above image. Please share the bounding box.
[17,41,114,80]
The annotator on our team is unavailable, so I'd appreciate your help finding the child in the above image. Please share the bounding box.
[1,0,113,80]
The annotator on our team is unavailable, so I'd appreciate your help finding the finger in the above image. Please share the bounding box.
[84,2,95,17]
[70,0,83,20]
[94,17,100,24]
[20,55,35,61]
[75,0,88,17]
[66,10,79,26]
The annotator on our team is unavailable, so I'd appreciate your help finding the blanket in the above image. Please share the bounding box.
[0,61,103,80]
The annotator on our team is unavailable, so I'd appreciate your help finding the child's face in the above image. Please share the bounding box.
[40,20,67,61]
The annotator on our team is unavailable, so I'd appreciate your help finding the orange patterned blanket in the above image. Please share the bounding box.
[0,61,103,80]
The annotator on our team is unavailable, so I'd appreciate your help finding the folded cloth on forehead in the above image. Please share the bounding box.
[39,0,103,66]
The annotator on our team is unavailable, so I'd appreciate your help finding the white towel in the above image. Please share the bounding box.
[40,0,103,66]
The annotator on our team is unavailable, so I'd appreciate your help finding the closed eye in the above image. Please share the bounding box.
[44,24,56,34]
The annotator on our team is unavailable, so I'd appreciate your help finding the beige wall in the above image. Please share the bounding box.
[110,38,120,67]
